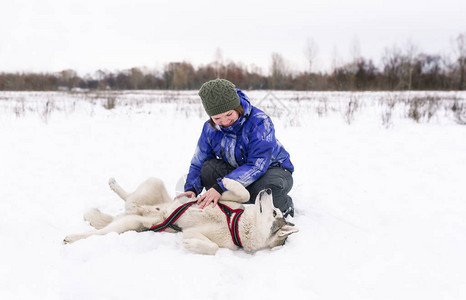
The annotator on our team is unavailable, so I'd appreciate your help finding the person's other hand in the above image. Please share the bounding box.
[174,191,196,200]
[197,188,221,209]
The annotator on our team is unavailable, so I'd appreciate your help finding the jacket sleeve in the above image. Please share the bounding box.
[184,123,215,195]
[224,117,275,187]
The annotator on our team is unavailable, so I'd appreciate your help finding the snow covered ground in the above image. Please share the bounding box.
[1,90,465,300]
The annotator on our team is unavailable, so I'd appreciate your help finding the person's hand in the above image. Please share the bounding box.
[174,191,196,200]
[197,188,221,209]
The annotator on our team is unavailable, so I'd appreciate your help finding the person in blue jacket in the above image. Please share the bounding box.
[175,79,295,217]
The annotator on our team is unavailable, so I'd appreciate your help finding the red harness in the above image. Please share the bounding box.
[150,200,244,248]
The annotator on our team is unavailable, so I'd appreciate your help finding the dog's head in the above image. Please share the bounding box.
[250,188,299,250]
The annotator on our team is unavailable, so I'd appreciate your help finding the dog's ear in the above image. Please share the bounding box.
[278,224,299,237]
[268,223,299,248]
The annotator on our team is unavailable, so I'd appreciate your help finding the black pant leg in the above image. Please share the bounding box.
[201,159,294,217]
[200,159,235,190]
[246,167,294,217]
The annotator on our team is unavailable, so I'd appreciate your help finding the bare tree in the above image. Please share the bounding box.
[304,38,319,90]
[270,52,288,89]
[304,37,319,73]
[331,45,342,73]
[404,39,419,90]
[453,33,466,90]
[130,68,144,89]
[214,47,224,78]
[382,45,404,89]
[164,62,195,89]
[58,69,79,90]
[346,36,362,89]
[349,36,361,63]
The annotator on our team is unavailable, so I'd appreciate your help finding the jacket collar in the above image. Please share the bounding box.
[218,89,251,133]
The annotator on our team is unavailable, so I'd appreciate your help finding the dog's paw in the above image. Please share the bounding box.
[108,177,118,189]
[183,238,219,255]
[63,234,82,244]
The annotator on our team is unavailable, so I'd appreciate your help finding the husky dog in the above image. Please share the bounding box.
[64,177,298,255]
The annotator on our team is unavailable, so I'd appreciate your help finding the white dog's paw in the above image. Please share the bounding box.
[183,238,219,255]
[108,177,129,200]
[108,177,118,190]
[63,234,83,244]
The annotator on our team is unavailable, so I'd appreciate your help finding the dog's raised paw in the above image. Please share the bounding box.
[63,234,81,244]
[108,177,117,188]
[108,177,129,200]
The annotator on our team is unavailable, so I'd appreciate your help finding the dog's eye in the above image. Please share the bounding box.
[273,210,277,217]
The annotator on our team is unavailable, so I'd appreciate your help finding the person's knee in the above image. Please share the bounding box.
[200,159,219,189]
[200,159,235,189]
[200,159,217,174]
[267,176,292,196]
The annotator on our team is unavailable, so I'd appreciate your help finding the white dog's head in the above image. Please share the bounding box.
[244,188,299,251]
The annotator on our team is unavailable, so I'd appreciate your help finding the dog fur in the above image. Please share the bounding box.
[64,177,298,255]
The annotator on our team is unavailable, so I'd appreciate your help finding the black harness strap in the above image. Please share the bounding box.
[150,200,196,232]
[149,200,244,248]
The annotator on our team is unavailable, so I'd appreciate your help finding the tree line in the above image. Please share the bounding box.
[1,33,465,91]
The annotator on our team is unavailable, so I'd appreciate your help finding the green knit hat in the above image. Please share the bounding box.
[198,79,240,116]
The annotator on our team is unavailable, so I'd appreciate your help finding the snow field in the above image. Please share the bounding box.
[0,90,465,299]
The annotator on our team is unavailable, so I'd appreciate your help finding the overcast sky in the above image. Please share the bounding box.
[0,0,465,76]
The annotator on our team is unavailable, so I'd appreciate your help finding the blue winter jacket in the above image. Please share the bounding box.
[184,89,294,195]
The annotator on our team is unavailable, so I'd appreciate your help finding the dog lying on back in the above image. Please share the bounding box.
[64,177,298,255]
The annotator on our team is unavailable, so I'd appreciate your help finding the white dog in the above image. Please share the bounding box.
[64,177,298,255]
[64,178,298,254]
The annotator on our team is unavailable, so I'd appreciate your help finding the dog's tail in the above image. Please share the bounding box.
[84,208,114,229]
